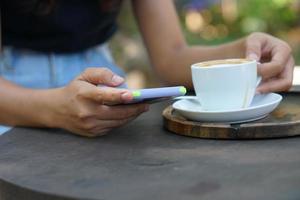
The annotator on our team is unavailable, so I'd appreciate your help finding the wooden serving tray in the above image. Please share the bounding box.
[163,93,300,139]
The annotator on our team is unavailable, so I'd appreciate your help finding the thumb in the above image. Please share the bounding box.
[78,67,124,87]
[245,37,262,61]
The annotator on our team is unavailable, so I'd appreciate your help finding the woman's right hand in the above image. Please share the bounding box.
[51,67,149,137]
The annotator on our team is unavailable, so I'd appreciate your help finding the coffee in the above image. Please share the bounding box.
[195,59,251,67]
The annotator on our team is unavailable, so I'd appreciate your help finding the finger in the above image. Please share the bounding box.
[257,57,294,93]
[258,45,291,79]
[101,87,132,105]
[84,128,112,137]
[73,128,112,138]
[78,67,124,87]
[65,117,115,138]
[97,87,133,104]
[245,35,264,61]
[71,104,149,137]
[80,85,133,104]
[98,115,139,129]
[81,116,139,136]
[281,57,294,85]
[83,115,140,137]
[95,104,149,120]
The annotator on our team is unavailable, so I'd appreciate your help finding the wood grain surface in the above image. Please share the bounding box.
[0,99,300,200]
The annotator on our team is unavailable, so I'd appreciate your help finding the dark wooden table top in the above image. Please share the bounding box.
[0,101,300,200]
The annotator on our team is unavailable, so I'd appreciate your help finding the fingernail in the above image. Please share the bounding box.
[121,92,132,101]
[247,53,259,61]
[111,75,124,85]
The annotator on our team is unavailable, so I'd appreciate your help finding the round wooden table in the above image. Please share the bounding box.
[0,101,300,200]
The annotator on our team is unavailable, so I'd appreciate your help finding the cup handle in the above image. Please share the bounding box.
[256,61,262,87]
[256,76,262,87]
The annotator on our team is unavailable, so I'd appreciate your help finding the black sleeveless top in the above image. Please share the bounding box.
[1,0,122,53]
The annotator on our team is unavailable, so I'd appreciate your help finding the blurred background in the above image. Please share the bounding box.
[109,0,300,89]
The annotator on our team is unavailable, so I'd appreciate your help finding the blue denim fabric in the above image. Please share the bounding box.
[0,44,125,135]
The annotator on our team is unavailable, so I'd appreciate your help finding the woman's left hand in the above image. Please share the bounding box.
[244,32,294,93]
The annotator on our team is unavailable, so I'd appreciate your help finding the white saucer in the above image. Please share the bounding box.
[172,93,282,123]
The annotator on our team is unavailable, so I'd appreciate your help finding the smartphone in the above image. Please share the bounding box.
[127,86,187,104]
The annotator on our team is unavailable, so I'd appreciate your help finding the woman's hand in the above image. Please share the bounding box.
[52,67,149,137]
[244,32,294,93]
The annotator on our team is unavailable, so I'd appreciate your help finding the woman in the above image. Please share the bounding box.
[0,0,294,137]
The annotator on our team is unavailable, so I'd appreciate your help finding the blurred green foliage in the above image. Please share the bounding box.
[110,0,300,87]
[179,0,300,62]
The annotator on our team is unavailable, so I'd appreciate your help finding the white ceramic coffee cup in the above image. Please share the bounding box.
[191,59,261,111]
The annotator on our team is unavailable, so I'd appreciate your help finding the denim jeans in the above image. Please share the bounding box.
[0,44,125,135]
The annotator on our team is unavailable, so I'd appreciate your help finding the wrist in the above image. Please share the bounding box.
[218,38,246,59]
[36,87,66,129]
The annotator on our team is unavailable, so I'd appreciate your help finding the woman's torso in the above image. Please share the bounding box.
[1,0,123,53]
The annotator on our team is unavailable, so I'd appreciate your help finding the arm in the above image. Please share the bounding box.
[132,0,244,88]
[132,0,294,92]
[0,68,148,137]
[0,78,58,127]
